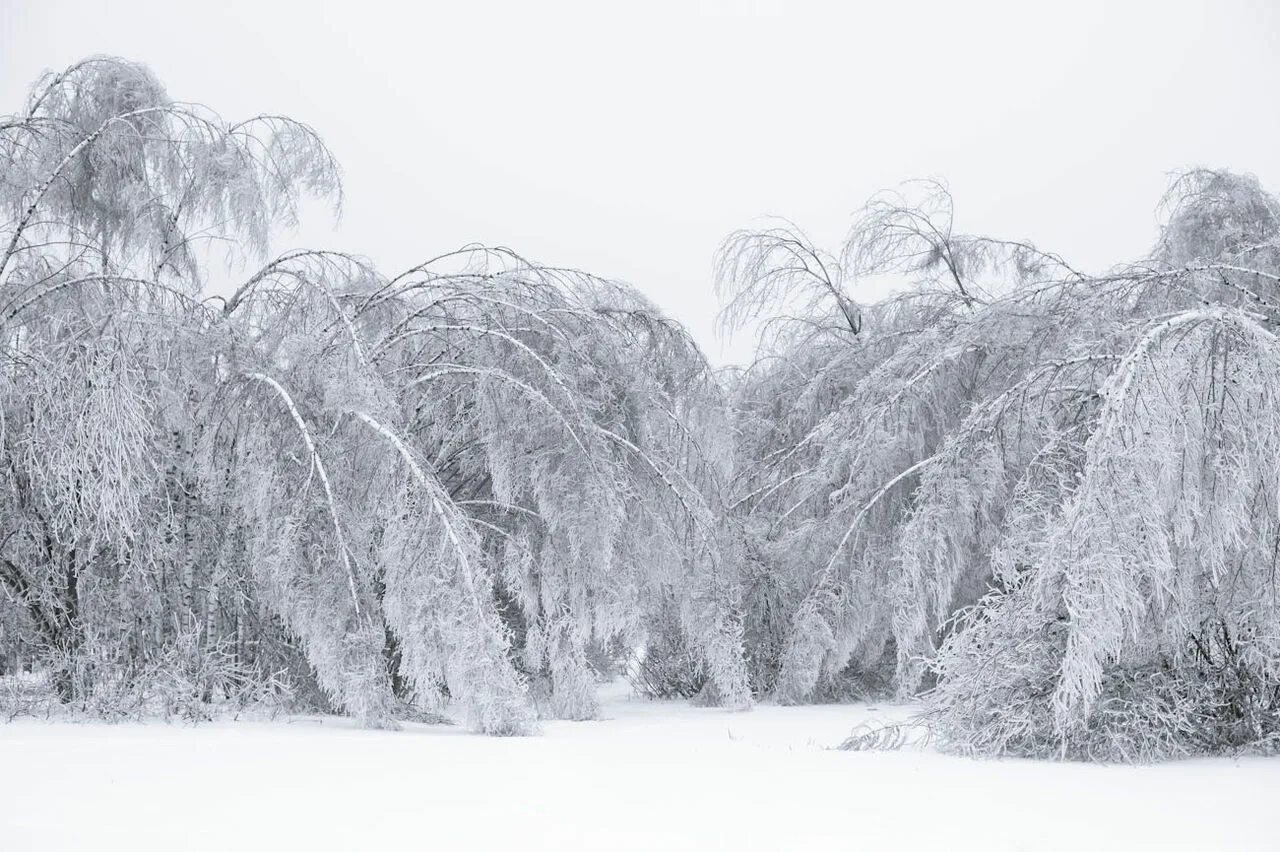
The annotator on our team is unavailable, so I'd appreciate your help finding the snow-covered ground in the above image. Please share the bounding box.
[1,681,1277,851]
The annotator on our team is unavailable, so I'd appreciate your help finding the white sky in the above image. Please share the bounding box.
[4,0,1279,363]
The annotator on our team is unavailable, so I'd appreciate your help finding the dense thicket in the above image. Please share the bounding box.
[0,57,748,730]
[719,173,1280,759]
[7,57,1280,761]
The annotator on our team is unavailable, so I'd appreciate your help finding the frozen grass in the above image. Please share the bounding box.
[1,680,1277,851]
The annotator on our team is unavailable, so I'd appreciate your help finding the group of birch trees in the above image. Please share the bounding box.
[5,57,1280,759]
[0,57,746,733]
[721,172,1280,759]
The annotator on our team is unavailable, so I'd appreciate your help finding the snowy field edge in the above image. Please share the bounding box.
[2,681,1277,852]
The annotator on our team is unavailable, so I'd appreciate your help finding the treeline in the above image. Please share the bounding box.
[2,58,1278,759]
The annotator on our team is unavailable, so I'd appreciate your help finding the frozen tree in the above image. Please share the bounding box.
[0,57,345,712]
[920,173,1280,760]
[353,249,750,716]
[717,181,1079,703]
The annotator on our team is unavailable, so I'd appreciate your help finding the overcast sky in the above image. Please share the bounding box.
[4,0,1279,363]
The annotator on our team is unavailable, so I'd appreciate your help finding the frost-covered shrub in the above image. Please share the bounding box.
[627,633,709,701]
